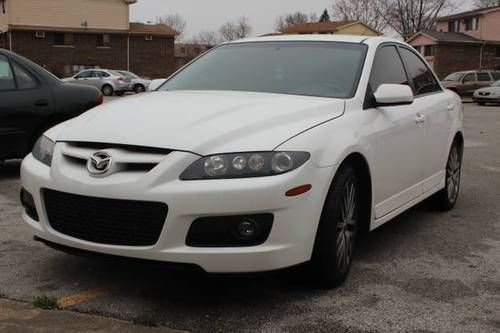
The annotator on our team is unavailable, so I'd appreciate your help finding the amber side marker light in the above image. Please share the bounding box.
[286,184,312,197]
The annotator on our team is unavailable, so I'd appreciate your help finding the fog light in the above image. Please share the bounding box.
[236,219,258,240]
[20,189,39,221]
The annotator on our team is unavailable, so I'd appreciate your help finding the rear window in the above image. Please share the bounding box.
[492,72,500,80]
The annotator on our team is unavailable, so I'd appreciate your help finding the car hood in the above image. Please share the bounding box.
[475,86,499,94]
[57,90,345,155]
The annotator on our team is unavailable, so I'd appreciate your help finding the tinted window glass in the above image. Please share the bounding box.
[12,62,38,90]
[477,72,491,81]
[369,45,408,92]
[399,48,441,95]
[0,55,16,91]
[76,71,91,79]
[160,42,368,99]
[463,73,475,82]
[444,72,464,81]
[493,73,500,80]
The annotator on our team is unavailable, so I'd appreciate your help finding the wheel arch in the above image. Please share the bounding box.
[338,152,373,234]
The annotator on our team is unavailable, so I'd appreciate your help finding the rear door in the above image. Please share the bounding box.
[398,47,451,193]
[0,54,54,158]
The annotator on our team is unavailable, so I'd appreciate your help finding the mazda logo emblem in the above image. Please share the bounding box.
[87,151,113,176]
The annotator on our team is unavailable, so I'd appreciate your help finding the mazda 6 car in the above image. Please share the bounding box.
[20,35,464,288]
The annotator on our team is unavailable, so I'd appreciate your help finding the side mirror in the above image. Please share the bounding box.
[148,78,167,91]
[373,84,414,107]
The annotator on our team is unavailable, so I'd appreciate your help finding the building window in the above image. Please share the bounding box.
[448,20,460,32]
[35,31,46,39]
[424,45,436,57]
[145,35,153,41]
[496,47,500,58]
[464,17,478,31]
[97,34,110,47]
[54,33,74,46]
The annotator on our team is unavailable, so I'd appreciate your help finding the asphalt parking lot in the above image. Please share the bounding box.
[1,103,499,333]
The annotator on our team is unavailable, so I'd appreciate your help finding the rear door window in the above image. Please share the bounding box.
[477,72,491,81]
[0,55,16,91]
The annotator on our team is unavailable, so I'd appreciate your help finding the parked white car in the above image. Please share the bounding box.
[473,80,500,105]
[21,35,463,288]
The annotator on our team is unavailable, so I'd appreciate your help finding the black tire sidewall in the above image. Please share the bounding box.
[102,85,113,96]
[311,166,359,287]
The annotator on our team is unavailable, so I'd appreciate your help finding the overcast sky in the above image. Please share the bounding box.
[130,0,333,40]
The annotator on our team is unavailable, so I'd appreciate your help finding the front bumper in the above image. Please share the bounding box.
[21,147,335,273]
[472,95,500,103]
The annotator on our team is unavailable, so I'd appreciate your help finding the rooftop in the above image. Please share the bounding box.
[437,5,500,21]
[129,23,177,36]
[420,30,480,43]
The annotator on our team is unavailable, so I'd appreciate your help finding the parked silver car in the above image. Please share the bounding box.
[63,69,130,96]
[117,70,151,93]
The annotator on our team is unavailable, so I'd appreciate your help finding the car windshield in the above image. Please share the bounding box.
[493,80,500,87]
[158,41,368,99]
[444,72,465,81]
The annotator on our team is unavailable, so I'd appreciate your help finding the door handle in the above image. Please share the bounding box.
[34,99,49,107]
[415,113,426,126]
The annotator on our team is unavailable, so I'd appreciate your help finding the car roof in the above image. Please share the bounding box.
[228,34,402,46]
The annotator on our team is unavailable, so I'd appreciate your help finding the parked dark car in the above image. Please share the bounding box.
[0,49,103,161]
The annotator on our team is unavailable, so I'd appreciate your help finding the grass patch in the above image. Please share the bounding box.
[33,295,59,310]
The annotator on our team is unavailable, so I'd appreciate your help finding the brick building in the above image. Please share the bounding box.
[174,43,213,68]
[280,21,381,36]
[407,6,500,79]
[0,0,176,78]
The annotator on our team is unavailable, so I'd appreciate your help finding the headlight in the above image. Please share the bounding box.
[32,135,55,167]
[180,152,310,180]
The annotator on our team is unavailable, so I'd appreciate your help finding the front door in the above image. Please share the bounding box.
[367,45,425,219]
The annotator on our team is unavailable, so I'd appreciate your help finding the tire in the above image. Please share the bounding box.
[115,91,125,96]
[309,165,360,288]
[428,140,462,211]
[102,85,114,96]
[478,102,485,106]
[134,84,145,94]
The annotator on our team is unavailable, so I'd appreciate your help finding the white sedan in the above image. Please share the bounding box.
[473,80,500,105]
[21,35,464,288]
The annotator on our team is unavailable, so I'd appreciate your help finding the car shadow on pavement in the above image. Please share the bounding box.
[0,160,21,180]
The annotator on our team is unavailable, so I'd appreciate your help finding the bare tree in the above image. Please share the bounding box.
[157,13,187,41]
[331,0,388,32]
[219,17,252,41]
[192,30,220,46]
[377,0,456,38]
[275,12,310,32]
[474,0,500,8]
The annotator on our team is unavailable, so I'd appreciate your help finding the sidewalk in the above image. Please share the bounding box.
[0,298,184,333]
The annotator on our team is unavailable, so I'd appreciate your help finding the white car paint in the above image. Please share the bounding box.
[21,35,463,275]
[473,81,500,103]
